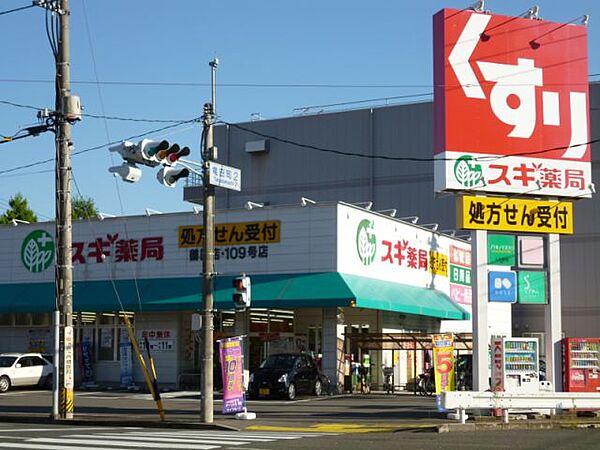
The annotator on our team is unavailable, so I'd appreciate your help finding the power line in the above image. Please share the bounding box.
[0,78,597,88]
[0,99,43,111]
[0,117,200,175]
[292,92,432,112]
[223,120,599,163]
[0,4,35,16]
[83,112,190,123]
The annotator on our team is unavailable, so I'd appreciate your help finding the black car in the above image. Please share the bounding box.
[248,353,328,400]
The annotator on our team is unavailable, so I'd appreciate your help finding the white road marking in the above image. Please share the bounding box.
[127,431,323,440]
[67,433,251,445]
[26,437,219,449]
[0,427,114,432]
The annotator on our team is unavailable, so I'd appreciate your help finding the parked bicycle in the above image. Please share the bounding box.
[382,365,394,394]
[417,367,435,396]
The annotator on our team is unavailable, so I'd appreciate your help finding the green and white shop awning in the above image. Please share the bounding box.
[0,272,469,320]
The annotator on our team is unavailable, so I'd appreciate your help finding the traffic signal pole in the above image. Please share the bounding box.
[55,0,74,419]
[200,59,218,423]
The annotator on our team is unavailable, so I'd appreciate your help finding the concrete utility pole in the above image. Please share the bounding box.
[200,58,218,423]
[55,0,74,419]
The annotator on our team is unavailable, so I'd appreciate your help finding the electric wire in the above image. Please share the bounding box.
[0,117,200,175]
[0,79,597,88]
[80,0,145,316]
[0,3,35,16]
[222,120,599,163]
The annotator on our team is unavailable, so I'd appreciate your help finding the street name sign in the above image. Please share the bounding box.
[208,161,241,191]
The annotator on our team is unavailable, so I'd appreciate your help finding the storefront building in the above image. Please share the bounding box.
[0,202,500,390]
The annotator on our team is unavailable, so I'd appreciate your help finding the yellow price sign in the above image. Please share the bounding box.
[458,195,573,234]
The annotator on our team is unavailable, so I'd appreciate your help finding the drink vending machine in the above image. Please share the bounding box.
[491,336,540,393]
[563,337,600,392]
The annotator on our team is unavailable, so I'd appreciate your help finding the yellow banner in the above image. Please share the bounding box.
[429,251,448,277]
[432,333,455,394]
[458,195,573,234]
[178,221,281,248]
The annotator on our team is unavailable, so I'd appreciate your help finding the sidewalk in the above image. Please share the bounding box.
[2,390,600,433]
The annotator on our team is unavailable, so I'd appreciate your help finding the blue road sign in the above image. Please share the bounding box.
[488,271,517,303]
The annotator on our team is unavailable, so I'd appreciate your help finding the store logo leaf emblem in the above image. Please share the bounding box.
[21,230,54,273]
[356,219,376,266]
[454,155,485,188]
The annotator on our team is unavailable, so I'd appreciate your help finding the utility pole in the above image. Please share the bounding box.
[55,0,74,420]
[200,58,218,423]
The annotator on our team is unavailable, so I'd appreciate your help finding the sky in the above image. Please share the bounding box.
[1,0,598,221]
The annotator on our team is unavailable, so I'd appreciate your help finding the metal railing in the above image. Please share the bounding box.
[441,390,600,424]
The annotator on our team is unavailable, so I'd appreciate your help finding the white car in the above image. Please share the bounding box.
[0,353,54,393]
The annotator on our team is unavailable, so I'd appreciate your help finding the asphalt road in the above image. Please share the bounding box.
[0,423,599,450]
[1,389,600,450]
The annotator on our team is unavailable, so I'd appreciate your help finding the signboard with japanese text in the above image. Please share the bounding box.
[433,9,591,198]
[0,205,337,284]
[219,336,245,414]
[432,333,456,394]
[337,204,472,302]
[488,234,516,266]
[138,329,176,352]
[488,271,517,303]
[518,271,547,304]
[491,335,505,391]
[208,161,241,191]
[458,195,573,234]
[178,221,280,247]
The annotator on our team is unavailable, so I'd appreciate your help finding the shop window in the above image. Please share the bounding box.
[118,312,134,327]
[99,313,115,325]
[308,325,322,354]
[31,313,50,326]
[0,314,12,326]
[220,312,235,331]
[79,312,97,325]
[98,328,115,361]
[15,313,31,326]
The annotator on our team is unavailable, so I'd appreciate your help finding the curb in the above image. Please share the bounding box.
[437,420,600,433]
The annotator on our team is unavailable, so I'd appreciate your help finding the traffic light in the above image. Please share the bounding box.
[109,140,158,167]
[156,166,190,187]
[108,163,142,183]
[232,275,251,310]
[109,139,192,184]
[167,146,191,164]
[138,139,171,164]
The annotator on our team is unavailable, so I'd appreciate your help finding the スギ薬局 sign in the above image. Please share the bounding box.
[433,9,591,198]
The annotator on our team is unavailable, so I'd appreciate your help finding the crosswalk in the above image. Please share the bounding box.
[0,428,332,450]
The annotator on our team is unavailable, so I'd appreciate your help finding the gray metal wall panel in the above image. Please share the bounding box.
[213,83,600,338]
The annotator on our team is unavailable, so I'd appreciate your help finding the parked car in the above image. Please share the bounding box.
[248,353,328,400]
[0,353,54,393]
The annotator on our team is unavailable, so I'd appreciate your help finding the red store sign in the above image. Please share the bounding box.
[433,8,591,198]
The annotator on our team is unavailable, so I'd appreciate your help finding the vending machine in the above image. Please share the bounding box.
[491,336,540,393]
[563,337,600,392]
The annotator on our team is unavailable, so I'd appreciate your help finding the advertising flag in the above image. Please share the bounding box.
[219,336,245,414]
[432,333,456,394]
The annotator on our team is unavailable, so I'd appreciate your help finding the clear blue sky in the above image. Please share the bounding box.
[1,0,598,221]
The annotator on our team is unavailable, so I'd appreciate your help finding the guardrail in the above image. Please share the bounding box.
[441,391,600,424]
